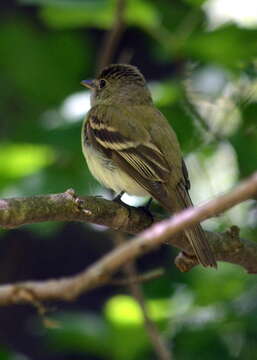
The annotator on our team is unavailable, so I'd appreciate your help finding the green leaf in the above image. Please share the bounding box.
[186,25,257,69]
[0,143,55,179]
[126,0,160,30]
[105,295,144,326]
[183,0,207,6]
[192,263,246,305]
[151,81,182,106]
[240,102,257,127]
[39,0,159,30]
[47,309,150,360]
[0,19,88,107]
[159,103,203,153]
[20,0,103,5]
[40,1,114,29]
[0,348,10,360]
[230,103,257,177]
[104,295,150,360]
[47,312,111,357]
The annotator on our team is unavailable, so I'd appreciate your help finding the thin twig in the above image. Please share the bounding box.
[97,0,126,73]
[110,268,164,285]
[114,233,172,360]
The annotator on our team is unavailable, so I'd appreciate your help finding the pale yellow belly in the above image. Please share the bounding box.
[83,143,149,196]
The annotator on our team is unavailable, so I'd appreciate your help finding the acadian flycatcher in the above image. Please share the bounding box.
[81,64,217,268]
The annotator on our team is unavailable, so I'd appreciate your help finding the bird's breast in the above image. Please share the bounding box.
[82,142,149,197]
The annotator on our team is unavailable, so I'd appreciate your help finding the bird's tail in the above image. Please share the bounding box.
[163,182,217,268]
[184,219,217,268]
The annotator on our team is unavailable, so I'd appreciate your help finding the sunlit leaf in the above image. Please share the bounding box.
[105,295,144,326]
[0,143,55,179]
[40,0,159,30]
[40,1,114,29]
[126,0,160,29]
[147,298,169,321]
[104,295,150,360]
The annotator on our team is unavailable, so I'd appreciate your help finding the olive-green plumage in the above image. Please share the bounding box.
[81,64,217,268]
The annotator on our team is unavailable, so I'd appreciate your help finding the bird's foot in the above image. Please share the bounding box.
[138,198,154,222]
[113,192,133,219]
[113,191,125,205]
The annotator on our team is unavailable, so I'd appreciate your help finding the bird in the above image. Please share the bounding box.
[81,63,217,268]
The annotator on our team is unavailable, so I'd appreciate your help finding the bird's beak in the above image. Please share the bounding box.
[80,79,95,89]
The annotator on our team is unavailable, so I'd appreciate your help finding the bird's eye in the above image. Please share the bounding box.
[99,79,106,89]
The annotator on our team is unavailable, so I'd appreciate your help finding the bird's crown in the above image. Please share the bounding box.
[98,64,146,86]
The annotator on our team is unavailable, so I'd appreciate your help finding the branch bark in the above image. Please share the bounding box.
[0,172,256,306]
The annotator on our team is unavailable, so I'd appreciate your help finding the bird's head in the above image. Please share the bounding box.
[81,64,152,106]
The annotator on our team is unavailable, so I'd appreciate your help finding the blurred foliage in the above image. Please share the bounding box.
[186,25,257,69]
[0,0,257,359]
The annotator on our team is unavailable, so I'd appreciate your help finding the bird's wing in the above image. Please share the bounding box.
[182,158,191,190]
[86,104,171,200]
[85,105,216,267]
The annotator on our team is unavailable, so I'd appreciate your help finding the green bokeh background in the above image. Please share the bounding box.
[0,0,257,359]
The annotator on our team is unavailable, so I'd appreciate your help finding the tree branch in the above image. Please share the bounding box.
[0,172,257,306]
[0,188,152,233]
